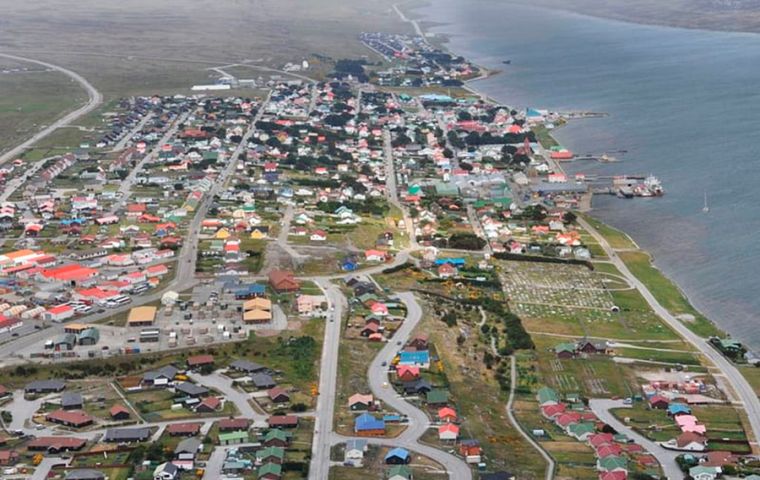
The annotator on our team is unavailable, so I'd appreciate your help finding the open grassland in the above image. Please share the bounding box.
[0,61,85,155]
[0,0,407,99]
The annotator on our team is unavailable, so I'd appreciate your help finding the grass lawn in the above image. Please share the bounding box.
[333,337,383,435]
[580,214,637,250]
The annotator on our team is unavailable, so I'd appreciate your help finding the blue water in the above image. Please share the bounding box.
[416,0,760,348]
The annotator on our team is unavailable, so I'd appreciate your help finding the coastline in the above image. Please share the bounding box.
[394,0,729,343]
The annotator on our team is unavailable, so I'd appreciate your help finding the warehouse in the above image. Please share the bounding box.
[127,306,156,327]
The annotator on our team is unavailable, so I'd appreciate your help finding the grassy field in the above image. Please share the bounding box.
[0,61,85,154]
[617,251,722,337]
[413,295,547,479]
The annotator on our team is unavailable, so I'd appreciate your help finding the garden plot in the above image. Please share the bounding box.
[501,262,616,311]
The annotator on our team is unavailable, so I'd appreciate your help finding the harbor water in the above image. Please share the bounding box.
[416,0,760,349]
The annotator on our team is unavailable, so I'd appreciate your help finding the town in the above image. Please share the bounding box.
[0,19,757,480]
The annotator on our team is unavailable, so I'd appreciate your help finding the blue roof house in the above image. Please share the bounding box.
[398,350,430,368]
[385,447,411,465]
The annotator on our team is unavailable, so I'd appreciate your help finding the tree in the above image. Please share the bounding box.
[563,211,577,224]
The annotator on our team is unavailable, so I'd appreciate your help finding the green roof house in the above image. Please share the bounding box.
[219,430,249,446]
[597,455,628,472]
[387,465,413,480]
[567,422,596,441]
[258,462,282,479]
[537,387,559,406]
[426,389,449,406]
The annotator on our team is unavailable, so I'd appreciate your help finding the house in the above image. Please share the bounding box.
[426,389,449,407]
[268,415,299,429]
[310,230,327,241]
[252,373,277,390]
[195,396,221,413]
[597,455,627,473]
[398,351,430,368]
[263,429,291,447]
[174,382,209,398]
[661,432,707,452]
[256,446,285,464]
[109,405,131,421]
[268,387,290,403]
[365,249,387,262]
[567,422,596,441]
[65,470,106,480]
[61,392,84,410]
[348,393,373,411]
[438,423,459,441]
[354,412,385,436]
[166,422,202,437]
[437,263,457,279]
[268,269,300,292]
[0,450,18,466]
[27,436,86,453]
[258,462,282,480]
[25,379,66,394]
[554,342,576,359]
[187,354,214,370]
[103,427,152,443]
[385,447,410,465]
[537,387,559,406]
[217,418,250,432]
[46,409,94,428]
[387,465,413,480]
[174,437,202,462]
[402,379,432,396]
[153,461,179,480]
[689,466,721,480]
[218,431,249,446]
[396,365,420,382]
[667,403,691,416]
[438,406,457,423]
[649,395,669,410]
[344,438,368,467]
[143,365,179,386]
[229,359,267,374]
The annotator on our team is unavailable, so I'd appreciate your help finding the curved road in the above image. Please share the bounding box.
[580,217,760,450]
[310,288,472,479]
[0,53,103,164]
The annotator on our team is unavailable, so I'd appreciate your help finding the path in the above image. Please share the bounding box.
[507,356,555,480]
[0,53,103,164]
[589,399,683,480]
[580,216,760,450]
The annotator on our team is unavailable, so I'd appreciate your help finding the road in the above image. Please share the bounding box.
[0,53,103,165]
[507,356,555,480]
[109,110,190,215]
[110,112,154,152]
[310,289,471,479]
[580,216,760,450]
[188,371,269,428]
[589,399,683,480]
[382,129,416,248]
[309,279,346,480]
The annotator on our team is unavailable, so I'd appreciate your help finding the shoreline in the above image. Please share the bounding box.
[393,0,731,344]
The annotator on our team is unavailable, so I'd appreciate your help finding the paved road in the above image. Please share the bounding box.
[589,399,683,480]
[580,216,760,450]
[109,111,190,215]
[507,356,555,480]
[309,279,346,480]
[0,53,103,164]
[188,371,268,427]
[310,289,471,480]
[382,129,416,248]
[110,112,154,152]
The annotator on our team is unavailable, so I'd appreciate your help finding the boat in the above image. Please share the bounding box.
[703,191,709,213]
[502,60,511,65]
[644,175,664,196]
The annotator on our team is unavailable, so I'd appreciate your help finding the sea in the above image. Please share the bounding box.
[414,0,760,349]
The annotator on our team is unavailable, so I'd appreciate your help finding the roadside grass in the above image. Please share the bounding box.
[580,214,637,250]
[617,251,722,338]
[612,346,701,366]
[333,337,382,436]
